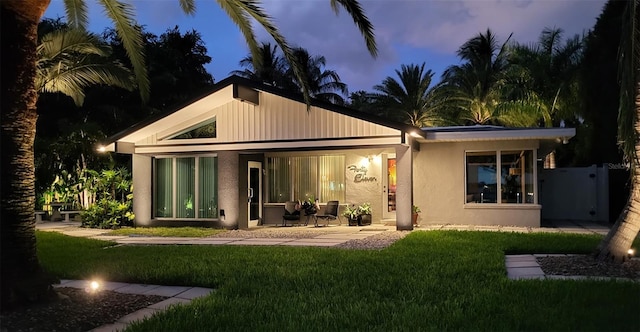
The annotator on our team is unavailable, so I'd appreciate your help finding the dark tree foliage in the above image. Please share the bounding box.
[35,23,215,197]
[571,0,626,166]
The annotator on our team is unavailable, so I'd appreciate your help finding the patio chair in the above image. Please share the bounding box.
[315,200,339,227]
[282,201,302,226]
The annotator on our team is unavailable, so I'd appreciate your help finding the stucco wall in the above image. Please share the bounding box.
[413,140,541,227]
[132,154,152,226]
[217,151,240,228]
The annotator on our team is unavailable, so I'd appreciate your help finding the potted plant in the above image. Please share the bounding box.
[342,205,360,226]
[412,205,421,226]
[301,197,318,216]
[358,202,372,226]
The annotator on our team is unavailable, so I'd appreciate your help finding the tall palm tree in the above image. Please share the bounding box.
[287,47,348,104]
[1,0,376,308]
[440,29,512,125]
[372,63,445,126]
[595,0,640,262]
[231,42,288,87]
[507,27,583,127]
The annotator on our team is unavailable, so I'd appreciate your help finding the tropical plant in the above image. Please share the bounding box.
[341,204,360,219]
[358,202,372,215]
[80,197,134,229]
[234,45,349,104]
[372,63,446,126]
[595,0,640,262]
[1,0,376,308]
[412,205,421,214]
[507,27,584,127]
[286,47,348,104]
[440,29,512,125]
[36,23,135,106]
[230,41,289,87]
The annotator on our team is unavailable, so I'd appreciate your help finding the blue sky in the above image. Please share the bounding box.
[44,0,606,94]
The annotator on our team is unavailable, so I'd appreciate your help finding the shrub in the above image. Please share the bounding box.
[81,198,134,229]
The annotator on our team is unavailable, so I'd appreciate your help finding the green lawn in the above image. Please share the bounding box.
[36,231,640,331]
[104,227,226,237]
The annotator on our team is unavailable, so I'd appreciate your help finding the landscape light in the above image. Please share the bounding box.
[86,280,101,293]
[628,248,635,257]
[96,146,106,153]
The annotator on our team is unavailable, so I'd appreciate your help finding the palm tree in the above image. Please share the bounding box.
[372,63,445,126]
[595,0,640,262]
[1,0,376,308]
[507,27,583,127]
[36,25,135,106]
[230,42,288,87]
[440,29,512,125]
[286,47,348,104]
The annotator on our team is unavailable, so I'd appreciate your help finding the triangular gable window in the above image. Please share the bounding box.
[168,117,216,139]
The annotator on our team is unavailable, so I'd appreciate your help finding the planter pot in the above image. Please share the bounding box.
[412,213,419,226]
[359,214,372,226]
[348,217,359,226]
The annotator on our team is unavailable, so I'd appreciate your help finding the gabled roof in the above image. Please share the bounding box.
[101,75,424,146]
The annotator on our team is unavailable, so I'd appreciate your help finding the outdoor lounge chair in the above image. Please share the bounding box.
[282,201,302,226]
[315,200,339,227]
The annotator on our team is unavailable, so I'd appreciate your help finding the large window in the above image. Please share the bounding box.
[465,150,534,204]
[154,156,218,219]
[267,155,345,203]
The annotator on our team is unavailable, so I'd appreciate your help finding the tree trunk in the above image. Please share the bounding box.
[595,84,640,262]
[595,0,640,263]
[1,0,56,310]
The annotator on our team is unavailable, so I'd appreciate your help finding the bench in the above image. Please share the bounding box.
[60,211,82,222]
[35,211,47,222]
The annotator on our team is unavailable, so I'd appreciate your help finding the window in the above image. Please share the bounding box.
[267,155,345,203]
[465,150,534,204]
[154,156,218,219]
[169,117,216,139]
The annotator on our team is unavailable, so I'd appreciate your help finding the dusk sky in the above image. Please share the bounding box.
[44,0,607,94]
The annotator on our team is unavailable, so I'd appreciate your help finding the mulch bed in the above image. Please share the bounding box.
[0,287,167,332]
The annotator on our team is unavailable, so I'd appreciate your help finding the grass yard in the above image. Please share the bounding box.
[104,227,227,237]
[37,231,640,331]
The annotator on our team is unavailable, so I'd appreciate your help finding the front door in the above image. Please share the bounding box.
[382,154,397,220]
[248,161,262,227]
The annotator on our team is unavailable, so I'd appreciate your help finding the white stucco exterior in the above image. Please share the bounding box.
[104,76,574,230]
[414,140,541,227]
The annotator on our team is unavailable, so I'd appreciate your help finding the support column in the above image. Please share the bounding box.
[395,144,413,230]
[132,154,152,226]
[218,151,240,229]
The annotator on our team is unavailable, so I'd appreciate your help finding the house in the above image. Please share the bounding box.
[100,76,575,230]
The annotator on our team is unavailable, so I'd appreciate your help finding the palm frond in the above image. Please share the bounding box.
[38,29,109,61]
[63,0,89,29]
[179,0,197,15]
[330,0,377,57]
[40,62,134,105]
[98,0,149,102]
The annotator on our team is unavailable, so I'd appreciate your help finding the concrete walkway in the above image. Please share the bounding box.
[36,219,612,247]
